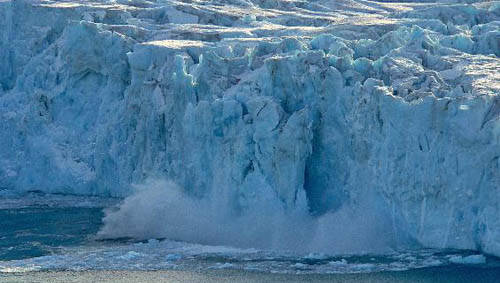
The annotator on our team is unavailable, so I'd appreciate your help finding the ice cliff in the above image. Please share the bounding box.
[0,0,499,256]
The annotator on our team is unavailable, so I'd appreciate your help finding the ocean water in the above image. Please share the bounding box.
[1,194,500,282]
[0,206,102,261]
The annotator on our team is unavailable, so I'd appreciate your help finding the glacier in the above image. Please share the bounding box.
[0,0,499,257]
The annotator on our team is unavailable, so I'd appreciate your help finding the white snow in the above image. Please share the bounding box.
[0,0,499,257]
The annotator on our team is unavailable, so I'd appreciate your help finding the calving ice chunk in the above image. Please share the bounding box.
[0,0,498,257]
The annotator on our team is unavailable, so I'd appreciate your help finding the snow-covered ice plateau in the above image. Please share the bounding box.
[0,0,499,257]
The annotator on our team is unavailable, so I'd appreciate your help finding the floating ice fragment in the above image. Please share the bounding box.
[449,255,486,265]
[304,253,328,260]
[165,254,182,261]
[291,263,309,269]
[118,251,142,260]
[328,259,348,267]
[209,263,234,269]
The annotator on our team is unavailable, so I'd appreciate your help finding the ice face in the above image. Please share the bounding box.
[0,0,499,257]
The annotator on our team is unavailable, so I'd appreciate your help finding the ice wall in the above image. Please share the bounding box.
[0,0,499,256]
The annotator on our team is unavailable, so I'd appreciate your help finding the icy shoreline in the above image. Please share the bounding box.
[0,0,499,257]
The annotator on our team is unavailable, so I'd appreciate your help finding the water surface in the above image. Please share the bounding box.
[1,195,499,282]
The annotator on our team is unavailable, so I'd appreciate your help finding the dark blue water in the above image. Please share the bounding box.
[0,206,103,261]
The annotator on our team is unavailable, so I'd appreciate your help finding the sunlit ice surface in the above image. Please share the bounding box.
[0,0,499,277]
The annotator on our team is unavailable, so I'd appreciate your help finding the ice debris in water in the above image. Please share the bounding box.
[0,0,499,257]
[448,254,487,265]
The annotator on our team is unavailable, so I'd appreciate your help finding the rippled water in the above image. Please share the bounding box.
[1,195,499,278]
[0,206,103,261]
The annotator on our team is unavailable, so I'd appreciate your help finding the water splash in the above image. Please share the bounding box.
[98,179,396,254]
